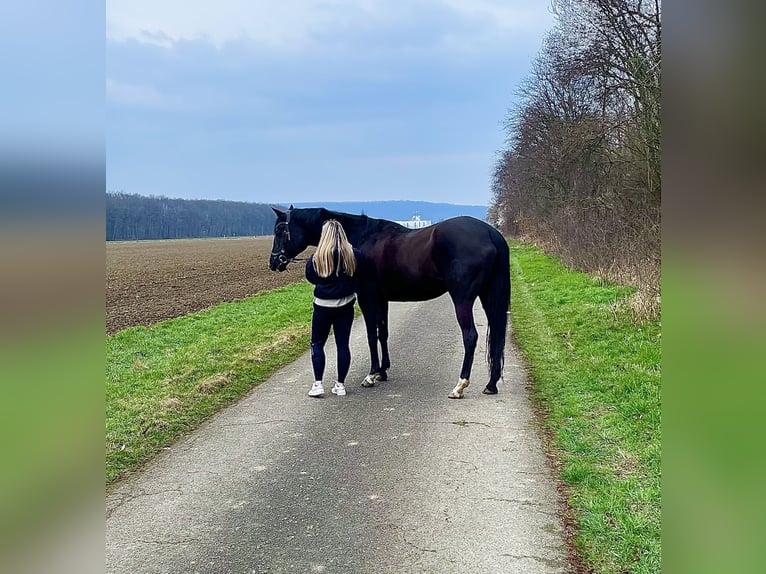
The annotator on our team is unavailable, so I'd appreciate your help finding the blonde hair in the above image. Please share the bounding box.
[313,220,356,278]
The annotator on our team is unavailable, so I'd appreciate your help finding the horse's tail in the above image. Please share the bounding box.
[483,235,511,387]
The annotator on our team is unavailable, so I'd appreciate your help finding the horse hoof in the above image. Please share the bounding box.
[448,378,469,399]
[361,374,377,387]
[482,386,498,395]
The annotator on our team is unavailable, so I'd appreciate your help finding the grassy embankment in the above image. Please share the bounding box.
[509,241,661,574]
[106,282,314,484]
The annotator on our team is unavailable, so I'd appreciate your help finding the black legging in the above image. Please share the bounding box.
[310,301,355,383]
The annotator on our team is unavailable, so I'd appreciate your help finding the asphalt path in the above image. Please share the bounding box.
[106,294,570,573]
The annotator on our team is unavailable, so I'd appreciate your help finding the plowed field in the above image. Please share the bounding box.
[106,237,310,335]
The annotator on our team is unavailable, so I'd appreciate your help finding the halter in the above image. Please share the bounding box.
[271,209,305,266]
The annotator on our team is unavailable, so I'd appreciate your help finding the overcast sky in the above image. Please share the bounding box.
[106,1,553,205]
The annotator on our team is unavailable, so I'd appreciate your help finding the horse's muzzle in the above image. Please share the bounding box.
[269,253,289,272]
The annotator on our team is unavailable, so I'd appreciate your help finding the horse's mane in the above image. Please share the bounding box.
[292,207,408,245]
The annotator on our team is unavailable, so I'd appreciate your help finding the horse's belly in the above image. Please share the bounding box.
[382,279,446,302]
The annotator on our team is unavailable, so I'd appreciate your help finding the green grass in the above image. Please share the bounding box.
[509,242,661,574]
[106,282,315,484]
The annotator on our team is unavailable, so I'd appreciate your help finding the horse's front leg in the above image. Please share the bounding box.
[377,299,390,381]
[448,300,478,399]
[358,296,383,387]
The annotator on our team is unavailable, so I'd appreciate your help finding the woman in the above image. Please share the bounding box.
[304,219,364,397]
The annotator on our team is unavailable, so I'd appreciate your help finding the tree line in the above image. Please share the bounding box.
[489,0,660,314]
[106,193,279,241]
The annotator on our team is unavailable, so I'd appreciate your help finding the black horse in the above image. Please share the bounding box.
[269,206,510,398]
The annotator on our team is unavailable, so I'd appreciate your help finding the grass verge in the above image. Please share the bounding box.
[106,282,314,484]
[509,241,661,574]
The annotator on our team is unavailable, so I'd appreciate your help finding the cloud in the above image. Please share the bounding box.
[347,151,489,168]
[106,0,551,53]
[106,79,181,109]
[107,0,354,49]
[106,0,553,204]
[441,0,551,31]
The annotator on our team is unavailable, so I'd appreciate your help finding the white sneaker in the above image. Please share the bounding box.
[331,382,346,396]
[308,382,324,397]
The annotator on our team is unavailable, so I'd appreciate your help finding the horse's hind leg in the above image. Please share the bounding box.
[377,300,390,381]
[448,300,478,399]
[358,297,382,387]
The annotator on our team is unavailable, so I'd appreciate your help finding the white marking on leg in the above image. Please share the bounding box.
[448,378,470,399]
[361,374,377,387]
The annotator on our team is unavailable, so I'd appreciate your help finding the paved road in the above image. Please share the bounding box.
[106,294,570,573]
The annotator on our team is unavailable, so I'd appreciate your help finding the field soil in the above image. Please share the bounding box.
[106,237,310,335]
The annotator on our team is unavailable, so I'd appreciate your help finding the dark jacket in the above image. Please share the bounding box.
[305,248,365,300]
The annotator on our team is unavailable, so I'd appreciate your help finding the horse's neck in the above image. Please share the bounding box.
[335,213,405,245]
[332,213,371,243]
[296,209,403,246]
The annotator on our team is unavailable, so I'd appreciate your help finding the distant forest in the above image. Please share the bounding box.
[106,193,488,241]
[106,193,279,240]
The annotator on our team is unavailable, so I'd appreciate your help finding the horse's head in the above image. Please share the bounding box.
[269,206,310,272]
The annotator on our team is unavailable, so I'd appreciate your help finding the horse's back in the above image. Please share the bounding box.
[362,216,506,302]
[430,216,506,260]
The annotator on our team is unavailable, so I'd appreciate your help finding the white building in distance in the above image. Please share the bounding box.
[394,214,432,229]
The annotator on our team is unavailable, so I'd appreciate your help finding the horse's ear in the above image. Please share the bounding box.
[289,204,294,210]
[318,208,329,220]
[272,207,286,219]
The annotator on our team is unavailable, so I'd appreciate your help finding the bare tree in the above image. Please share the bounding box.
[490,0,661,316]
